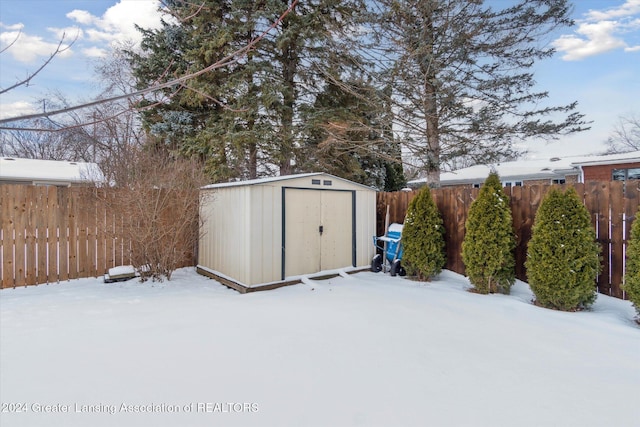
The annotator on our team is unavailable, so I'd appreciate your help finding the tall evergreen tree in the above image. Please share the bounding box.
[623,207,640,320]
[366,0,589,186]
[526,187,600,311]
[299,77,405,190]
[401,187,446,280]
[127,0,370,182]
[462,172,515,294]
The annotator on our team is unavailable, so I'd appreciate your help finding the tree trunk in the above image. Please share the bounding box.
[421,2,440,187]
[279,1,297,176]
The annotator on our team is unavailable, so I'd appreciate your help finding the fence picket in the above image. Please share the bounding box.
[35,187,47,285]
[25,186,36,286]
[14,186,26,286]
[610,181,625,297]
[1,185,15,288]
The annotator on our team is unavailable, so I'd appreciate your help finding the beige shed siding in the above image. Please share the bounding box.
[248,184,281,284]
[198,173,376,287]
[356,189,376,267]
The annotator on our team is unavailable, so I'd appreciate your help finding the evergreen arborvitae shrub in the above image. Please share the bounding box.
[401,186,446,280]
[462,173,516,294]
[623,207,640,320]
[525,187,601,311]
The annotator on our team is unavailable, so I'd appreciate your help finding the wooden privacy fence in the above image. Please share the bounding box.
[378,181,640,300]
[0,185,195,288]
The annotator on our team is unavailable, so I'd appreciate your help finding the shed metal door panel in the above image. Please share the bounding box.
[284,189,321,277]
[319,191,352,271]
[284,189,353,278]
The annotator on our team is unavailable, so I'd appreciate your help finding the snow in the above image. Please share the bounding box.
[387,223,404,233]
[1,268,638,427]
[0,157,104,184]
[107,265,136,278]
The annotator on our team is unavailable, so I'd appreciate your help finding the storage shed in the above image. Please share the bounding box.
[197,173,376,292]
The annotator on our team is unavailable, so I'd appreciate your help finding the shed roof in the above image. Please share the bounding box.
[202,172,375,190]
[0,157,104,184]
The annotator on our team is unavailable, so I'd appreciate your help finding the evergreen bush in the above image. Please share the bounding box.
[525,187,600,311]
[401,187,446,280]
[462,173,516,294]
[623,207,640,320]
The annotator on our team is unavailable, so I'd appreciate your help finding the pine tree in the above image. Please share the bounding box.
[525,187,600,311]
[462,173,515,294]
[127,0,369,181]
[365,0,589,185]
[299,78,405,190]
[401,187,445,280]
[623,207,640,320]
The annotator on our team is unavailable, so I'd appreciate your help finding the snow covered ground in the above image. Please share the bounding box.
[1,268,638,427]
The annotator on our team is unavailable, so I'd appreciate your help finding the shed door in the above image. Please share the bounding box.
[283,189,354,278]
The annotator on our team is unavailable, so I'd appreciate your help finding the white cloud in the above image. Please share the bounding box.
[585,0,640,20]
[553,21,627,60]
[82,46,108,58]
[0,101,36,120]
[65,0,164,60]
[67,10,97,26]
[47,26,83,42]
[0,22,24,31]
[73,0,163,45]
[0,31,74,63]
[553,0,640,61]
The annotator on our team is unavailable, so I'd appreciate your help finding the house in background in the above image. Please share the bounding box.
[0,157,104,186]
[574,151,640,182]
[407,151,640,188]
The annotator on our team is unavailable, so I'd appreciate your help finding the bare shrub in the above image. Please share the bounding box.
[99,150,210,281]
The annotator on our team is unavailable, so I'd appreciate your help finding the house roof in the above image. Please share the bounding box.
[570,151,640,166]
[202,172,375,190]
[0,157,104,185]
[408,151,640,186]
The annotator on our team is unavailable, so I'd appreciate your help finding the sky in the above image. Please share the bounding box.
[0,0,639,161]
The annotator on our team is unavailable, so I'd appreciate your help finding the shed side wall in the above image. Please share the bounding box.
[199,186,252,285]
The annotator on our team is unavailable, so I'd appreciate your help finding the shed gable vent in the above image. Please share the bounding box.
[323,180,332,186]
[312,179,321,185]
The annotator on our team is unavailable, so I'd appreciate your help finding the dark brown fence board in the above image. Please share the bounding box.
[594,181,611,295]
[2,185,14,288]
[86,194,97,278]
[67,188,78,280]
[14,186,26,286]
[610,181,624,297]
[25,186,36,286]
[76,189,88,279]
[46,186,58,283]
[35,187,47,285]
[95,191,106,276]
[57,187,69,282]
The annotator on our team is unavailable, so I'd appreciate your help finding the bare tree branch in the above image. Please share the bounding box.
[0,0,299,127]
[0,32,77,95]
[0,29,21,55]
